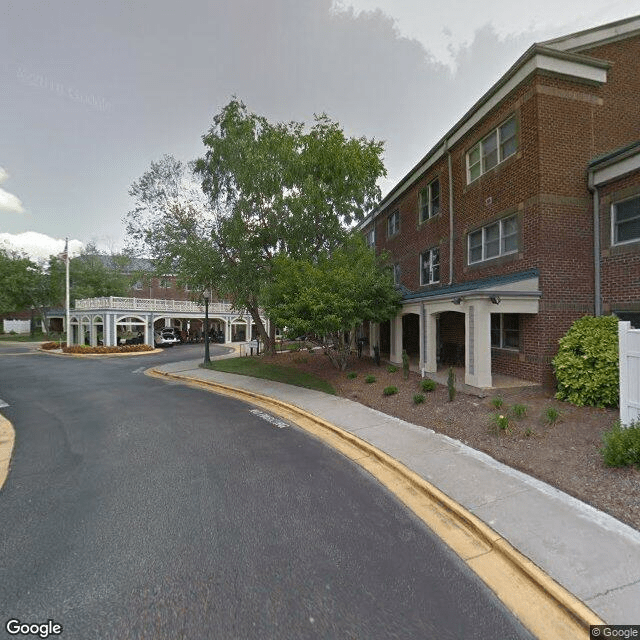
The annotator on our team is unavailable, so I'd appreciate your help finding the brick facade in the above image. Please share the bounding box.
[362,16,640,388]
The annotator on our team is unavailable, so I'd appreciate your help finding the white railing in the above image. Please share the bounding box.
[74,297,238,315]
[619,321,640,426]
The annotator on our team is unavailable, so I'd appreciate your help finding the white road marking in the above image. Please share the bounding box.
[131,367,146,374]
[249,408,289,429]
[0,399,9,408]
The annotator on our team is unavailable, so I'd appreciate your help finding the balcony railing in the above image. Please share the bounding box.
[74,297,238,315]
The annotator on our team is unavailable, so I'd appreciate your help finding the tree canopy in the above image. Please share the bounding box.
[262,234,401,369]
[126,99,388,355]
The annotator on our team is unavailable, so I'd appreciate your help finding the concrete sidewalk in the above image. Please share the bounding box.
[153,358,640,627]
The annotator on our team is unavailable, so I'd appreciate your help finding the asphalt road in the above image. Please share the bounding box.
[0,343,534,639]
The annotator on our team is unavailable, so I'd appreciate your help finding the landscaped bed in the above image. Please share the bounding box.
[227,348,640,532]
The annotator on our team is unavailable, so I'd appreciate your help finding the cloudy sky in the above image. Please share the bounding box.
[2,0,639,259]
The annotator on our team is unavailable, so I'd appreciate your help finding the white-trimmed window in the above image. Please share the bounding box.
[133,280,143,290]
[419,179,440,222]
[491,314,520,350]
[366,228,376,248]
[387,210,400,237]
[420,247,440,285]
[467,116,517,183]
[468,215,518,264]
[393,263,401,285]
[613,195,640,245]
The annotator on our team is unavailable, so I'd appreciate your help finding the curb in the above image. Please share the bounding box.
[0,413,15,490]
[148,367,605,640]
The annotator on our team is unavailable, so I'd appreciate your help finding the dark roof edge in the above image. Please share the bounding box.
[359,44,610,231]
[401,269,540,302]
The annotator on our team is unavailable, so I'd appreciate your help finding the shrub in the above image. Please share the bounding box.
[413,393,425,404]
[62,344,154,354]
[386,365,398,373]
[601,420,640,467]
[365,374,376,383]
[491,396,504,409]
[420,378,436,392]
[383,386,398,396]
[346,372,358,379]
[553,315,619,408]
[512,404,527,419]
[544,406,560,425]
[402,349,409,379]
[493,413,512,433]
[447,367,456,402]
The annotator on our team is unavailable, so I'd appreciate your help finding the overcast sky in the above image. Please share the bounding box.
[2,0,640,259]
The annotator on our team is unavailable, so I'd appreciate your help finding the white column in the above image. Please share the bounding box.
[225,319,231,343]
[390,314,403,364]
[465,301,492,388]
[424,311,438,374]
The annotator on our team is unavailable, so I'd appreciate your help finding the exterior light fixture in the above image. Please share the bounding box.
[490,296,501,305]
[452,297,462,305]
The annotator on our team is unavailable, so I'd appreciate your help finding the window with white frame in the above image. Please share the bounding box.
[366,227,376,248]
[419,179,440,222]
[133,280,143,290]
[467,116,517,183]
[613,195,640,244]
[387,210,400,237]
[420,247,440,285]
[393,263,401,285]
[468,215,518,264]
[491,313,520,349]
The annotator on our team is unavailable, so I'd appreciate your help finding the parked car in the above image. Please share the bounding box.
[161,328,181,344]
[154,330,177,347]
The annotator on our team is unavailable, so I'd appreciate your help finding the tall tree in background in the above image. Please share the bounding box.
[126,99,386,354]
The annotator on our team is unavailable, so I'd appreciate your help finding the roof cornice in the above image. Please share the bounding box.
[541,14,640,53]
[360,45,609,229]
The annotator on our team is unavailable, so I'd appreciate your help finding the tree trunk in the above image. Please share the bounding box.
[247,305,276,355]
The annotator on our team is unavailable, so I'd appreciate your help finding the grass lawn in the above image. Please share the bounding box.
[0,332,55,342]
[203,356,335,395]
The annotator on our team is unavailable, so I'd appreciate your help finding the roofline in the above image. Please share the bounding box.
[588,141,640,188]
[360,44,609,229]
[541,14,640,53]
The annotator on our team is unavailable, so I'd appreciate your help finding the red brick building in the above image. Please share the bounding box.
[361,15,640,390]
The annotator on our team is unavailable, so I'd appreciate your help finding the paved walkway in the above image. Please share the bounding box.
[153,358,640,627]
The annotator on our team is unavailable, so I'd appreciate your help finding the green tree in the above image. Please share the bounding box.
[126,99,386,354]
[0,249,40,314]
[262,234,401,370]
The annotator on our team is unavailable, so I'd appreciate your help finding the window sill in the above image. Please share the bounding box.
[465,251,520,271]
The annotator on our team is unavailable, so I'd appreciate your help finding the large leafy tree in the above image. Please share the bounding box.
[262,234,401,369]
[126,99,386,354]
[0,249,40,315]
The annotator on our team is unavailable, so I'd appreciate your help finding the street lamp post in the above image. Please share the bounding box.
[203,289,211,365]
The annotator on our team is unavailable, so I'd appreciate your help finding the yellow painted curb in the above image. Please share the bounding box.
[0,413,15,490]
[148,367,605,639]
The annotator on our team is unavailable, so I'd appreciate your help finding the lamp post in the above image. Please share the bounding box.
[203,288,211,365]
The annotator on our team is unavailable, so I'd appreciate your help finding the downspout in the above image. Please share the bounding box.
[447,141,454,285]
[587,171,602,316]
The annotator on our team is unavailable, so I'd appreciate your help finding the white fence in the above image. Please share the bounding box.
[3,319,31,334]
[619,321,640,426]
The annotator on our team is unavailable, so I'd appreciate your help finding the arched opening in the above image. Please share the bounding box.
[116,315,146,345]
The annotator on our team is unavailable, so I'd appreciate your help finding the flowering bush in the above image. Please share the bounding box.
[62,344,154,354]
[552,315,619,408]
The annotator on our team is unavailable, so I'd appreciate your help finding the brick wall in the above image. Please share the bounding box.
[598,169,640,315]
[362,34,640,385]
